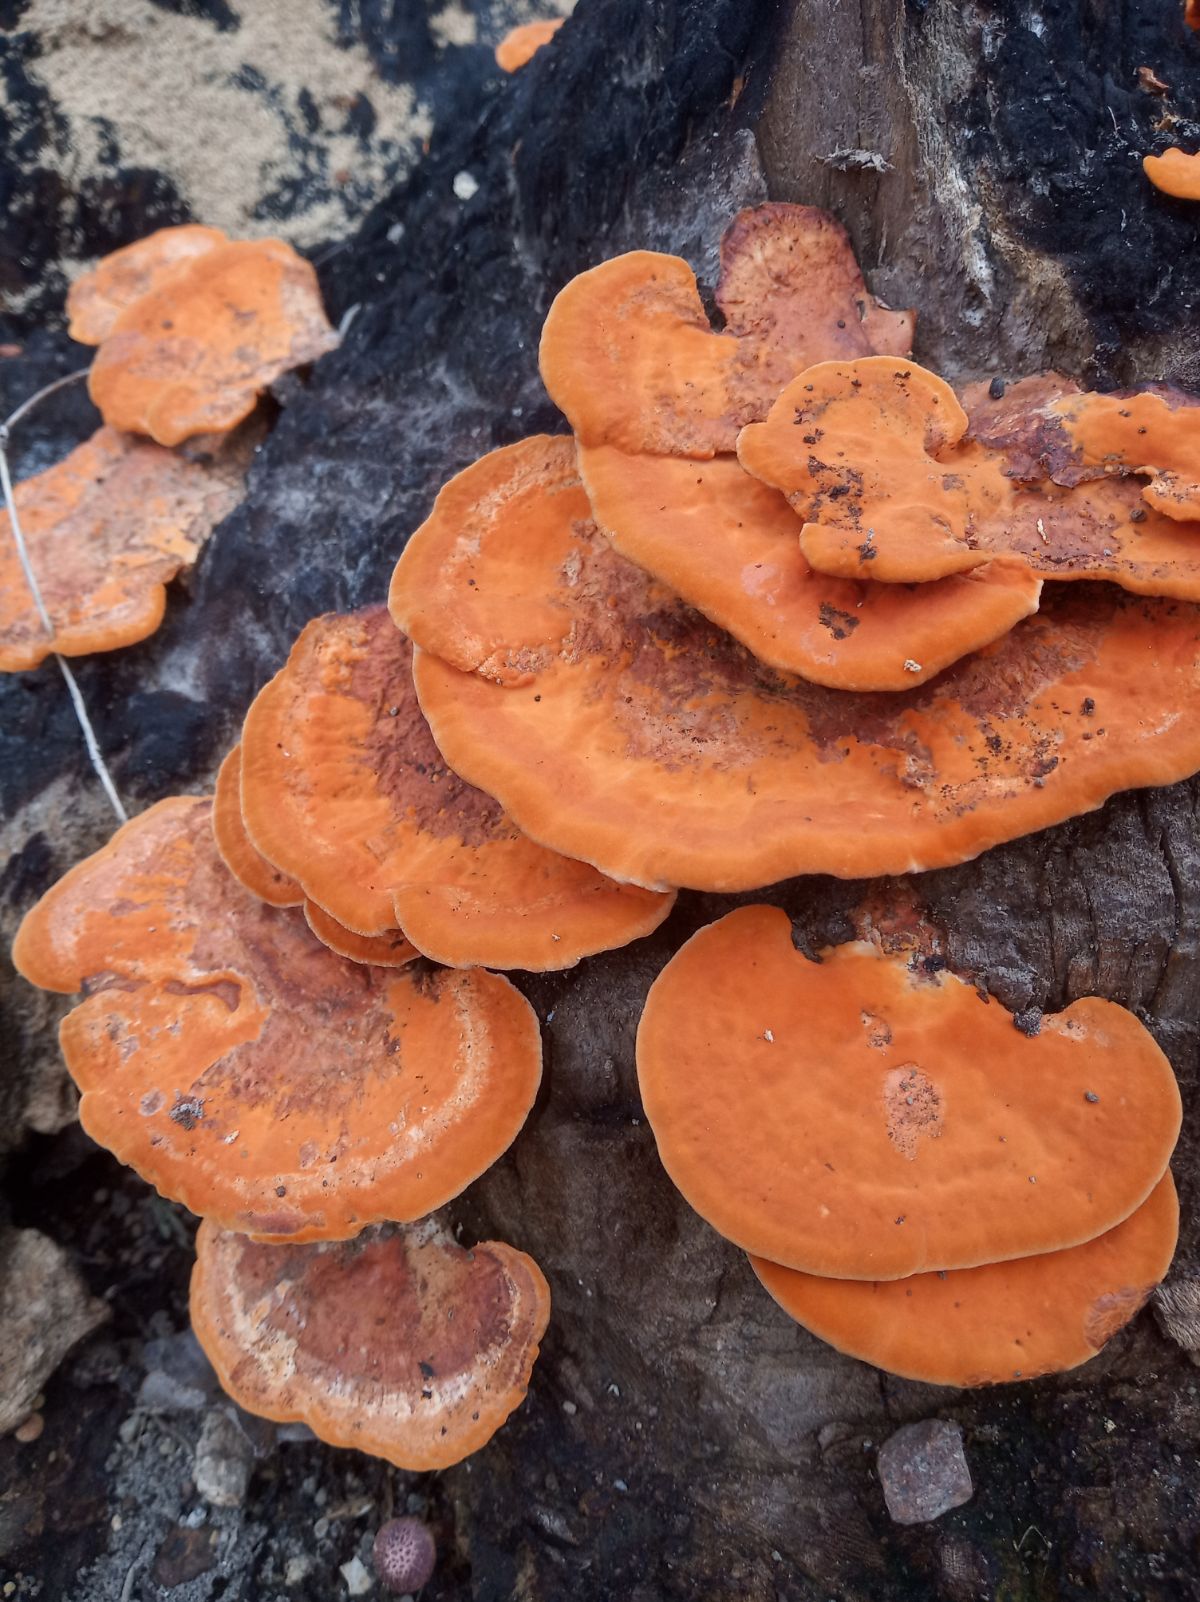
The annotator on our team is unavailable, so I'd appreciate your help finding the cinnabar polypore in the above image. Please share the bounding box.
[239,604,673,969]
[751,1172,1178,1385]
[190,1218,550,1468]
[1144,148,1200,201]
[539,204,913,458]
[495,18,564,71]
[12,797,542,1241]
[636,906,1181,1276]
[67,224,228,346]
[88,238,338,446]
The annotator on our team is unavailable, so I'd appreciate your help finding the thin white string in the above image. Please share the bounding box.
[0,367,129,823]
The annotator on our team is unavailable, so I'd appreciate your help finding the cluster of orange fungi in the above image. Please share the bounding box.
[13,198,1199,1471]
[1,226,336,671]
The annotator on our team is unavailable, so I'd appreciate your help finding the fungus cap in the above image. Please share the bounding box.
[637,906,1181,1276]
[495,17,564,70]
[407,441,1200,889]
[302,901,418,968]
[67,224,227,346]
[190,1218,550,1469]
[539,205,913,458]
[750,1172,1178,1385]
[212,745,303,907]
[240,604,672,967]
[1034,387,1200,523]
[88,238,338,446]
[0,426,249,672]
[12,797,542,1240]
[1144,148,1200,200]
[578,445,1041,690]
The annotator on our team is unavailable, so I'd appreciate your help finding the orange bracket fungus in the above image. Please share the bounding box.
[191,1218,550,1469]
[636,906,1181,1277]
[401,439,1200,890]
[495,17,564,71]
[88,238,339,446]
[539,203,913,458]
[67,224,228,346]
[239,603,673,969]
[1144,147,1200,201]
[12,797,542,1241]
[750,1173,1179,1386]
[740,360,1200,595]
[0,425,250,672]
[577,444,1041,690]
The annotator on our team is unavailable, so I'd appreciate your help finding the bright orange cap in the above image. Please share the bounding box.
[407,442,1200,889]
[539,204,913,458]
[495,17,564,71]
[578,445,1041,690]
[1144,148,1200,200]
[191,1218,550,1468]
[1035,386,1200,523]
[212,745,303,907]
[88,238,338,446]
[0,425,249,672]
[12,797,542,1241]
[637,906,1181,1276]
[239,604,673,968]
[751,1172,1178,1385]
[67,225,228,346]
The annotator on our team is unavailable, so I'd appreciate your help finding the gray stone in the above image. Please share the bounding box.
[877,1420,974,1525]
[137,1329,220,1412]
[193,1407,256,1508]
[0,1225,108,1434]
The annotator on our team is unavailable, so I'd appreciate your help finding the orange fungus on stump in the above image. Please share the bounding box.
[538,204,913,458]
[88,238,338,446]
[495,18,564,71]
[190,1218,550,1469]
[636,906,1181,1277]
[212,745,303,908]
[405,438,1200,890]
[12,798,542,1241]
[0,426,250,672]
[239,604,673,969]
[67,224,228,346]
[750,1173,1178,1385]
[1144,148,1200,201]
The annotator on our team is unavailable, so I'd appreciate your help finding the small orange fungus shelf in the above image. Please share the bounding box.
[12,797,542,1241]
[239,604,673,969]
[636,906,1180,1276]
[191,1219,550,1469]
[0,426,250,672]
[539,204,913,457]
[402,438,1200,891]
[88,237,338,446]
[751,1173,1179,1386]
[495,18,564,71]
[1144,147,1200,201]
[67,225,228,346]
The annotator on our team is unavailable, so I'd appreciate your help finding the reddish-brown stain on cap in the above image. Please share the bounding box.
[751,1172,1178,1384]
[539,205,913,458]
[67,224,228,346]
[191,1218,550,1468]
[88,238,338,446]
[239,604,673,967]
[12,797,542,1240]
[0,426,249,672]
[637,906,1181,1276]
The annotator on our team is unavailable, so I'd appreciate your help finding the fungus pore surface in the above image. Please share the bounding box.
[636,907,1181,1276]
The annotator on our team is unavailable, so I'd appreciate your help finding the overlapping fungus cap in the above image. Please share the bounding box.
[88,238,339,446]
[67,225,227,345]
[636,906,1181,1276]
[239,604,673,969]
[0,425,251,672]
[740,361,1200,596]
[751,1172,1179,1385]
[12,797,542,1241]
[578,445,1041,690]
[1144,147,1200,200]
[539,203,913,458]
[495,17,564,70]
[191,1218,550,1469]
[213,746,417,967]
[401,439,1200,890]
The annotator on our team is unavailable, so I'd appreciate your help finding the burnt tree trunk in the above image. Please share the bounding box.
[3,3,1200,1599]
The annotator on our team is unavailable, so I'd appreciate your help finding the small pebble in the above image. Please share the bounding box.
[14,1412,43,1443]
[452,171,479,201]
[562,1400,578,1415]
[340,1554,374,1595]
[877,1419,973,1525]
[1085,1090,1099,1103]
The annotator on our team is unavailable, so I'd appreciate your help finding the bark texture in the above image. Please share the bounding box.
[4,2,1200,1599]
